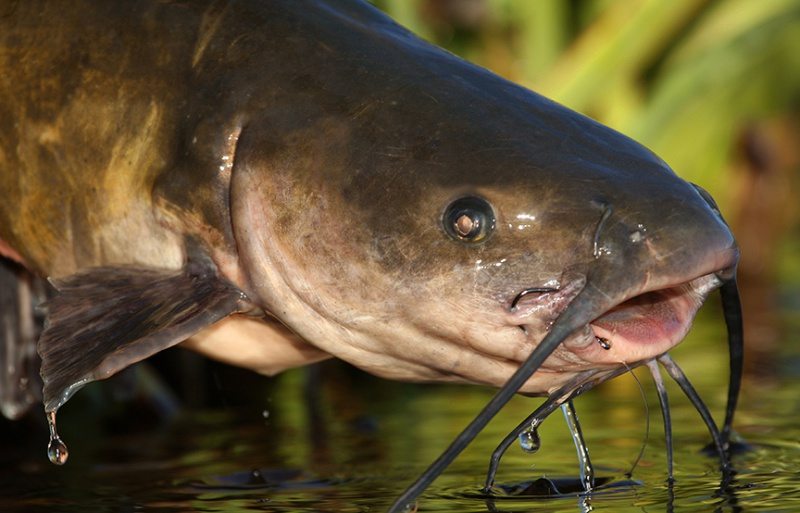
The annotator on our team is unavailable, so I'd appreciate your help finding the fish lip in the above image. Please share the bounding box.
[506,246,738,362]
[584,271,722,361]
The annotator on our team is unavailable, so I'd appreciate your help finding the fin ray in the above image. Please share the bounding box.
[38,261,246,412]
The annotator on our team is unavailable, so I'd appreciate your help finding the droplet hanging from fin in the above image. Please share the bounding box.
[46,410,68,465]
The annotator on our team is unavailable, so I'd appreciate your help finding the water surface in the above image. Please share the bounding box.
[1,308,798,513]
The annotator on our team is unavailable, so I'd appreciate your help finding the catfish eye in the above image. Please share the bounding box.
[443,196,496,242]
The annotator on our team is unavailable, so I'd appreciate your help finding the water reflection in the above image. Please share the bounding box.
[1,311,799,512]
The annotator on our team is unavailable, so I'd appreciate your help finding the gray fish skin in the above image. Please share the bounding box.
[0,0,736,414]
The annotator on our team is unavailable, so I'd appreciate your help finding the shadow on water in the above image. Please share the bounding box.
[1,304,799,513]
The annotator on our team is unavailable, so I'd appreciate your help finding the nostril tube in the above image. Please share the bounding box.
[715,266,737,283]
[719,278,744,449]
[592,203,614,259]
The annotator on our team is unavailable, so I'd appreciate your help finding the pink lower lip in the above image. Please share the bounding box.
[587,281,708,360]
[506,266,724,365]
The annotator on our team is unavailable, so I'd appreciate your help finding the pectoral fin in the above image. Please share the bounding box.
[38,258,248,413]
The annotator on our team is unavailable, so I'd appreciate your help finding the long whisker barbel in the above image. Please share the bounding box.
[387,287,606,513]
[483,370,598,492]
[483,364,636,491]
[719,278,744,449]
[646,359,674,481]
[622,361,650,479]
[562,399,594,492]
[657,353,730,474]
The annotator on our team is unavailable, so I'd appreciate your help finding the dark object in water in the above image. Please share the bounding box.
[0,0,743,510]
[495,476,616,497]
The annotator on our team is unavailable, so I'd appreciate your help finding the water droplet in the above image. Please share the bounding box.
[261,409,270,419]
[48,437,68,465]
[247,468,268,485]
[518,425,541,453]
[596,337,611,350]
[46,410,68,465]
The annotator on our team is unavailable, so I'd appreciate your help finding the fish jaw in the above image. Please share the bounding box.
[495,224,739,394]
[586,274,721,364]
[500,270,729,395]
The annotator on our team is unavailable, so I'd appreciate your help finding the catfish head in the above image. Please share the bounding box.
[225,1,737,397]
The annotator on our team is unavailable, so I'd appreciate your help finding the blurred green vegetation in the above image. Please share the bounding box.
[372,0,800,288]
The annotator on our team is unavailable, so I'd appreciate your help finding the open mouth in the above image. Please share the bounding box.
[585,273,721,362]
[509,271,725,367]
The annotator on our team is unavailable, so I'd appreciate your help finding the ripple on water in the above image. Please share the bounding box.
[2,334,800,513]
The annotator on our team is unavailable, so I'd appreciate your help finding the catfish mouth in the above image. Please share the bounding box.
[586,274,720,362]
[512,271,724,368]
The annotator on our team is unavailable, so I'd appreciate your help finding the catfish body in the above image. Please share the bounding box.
[0,0,341,413]
[0,0,736,444]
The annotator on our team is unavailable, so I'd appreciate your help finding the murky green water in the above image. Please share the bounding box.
[2,304,798,513]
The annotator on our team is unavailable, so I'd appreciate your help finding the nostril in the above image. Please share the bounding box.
[629,224,647,244]
[592,203,614,259]
[715,263,738,282]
